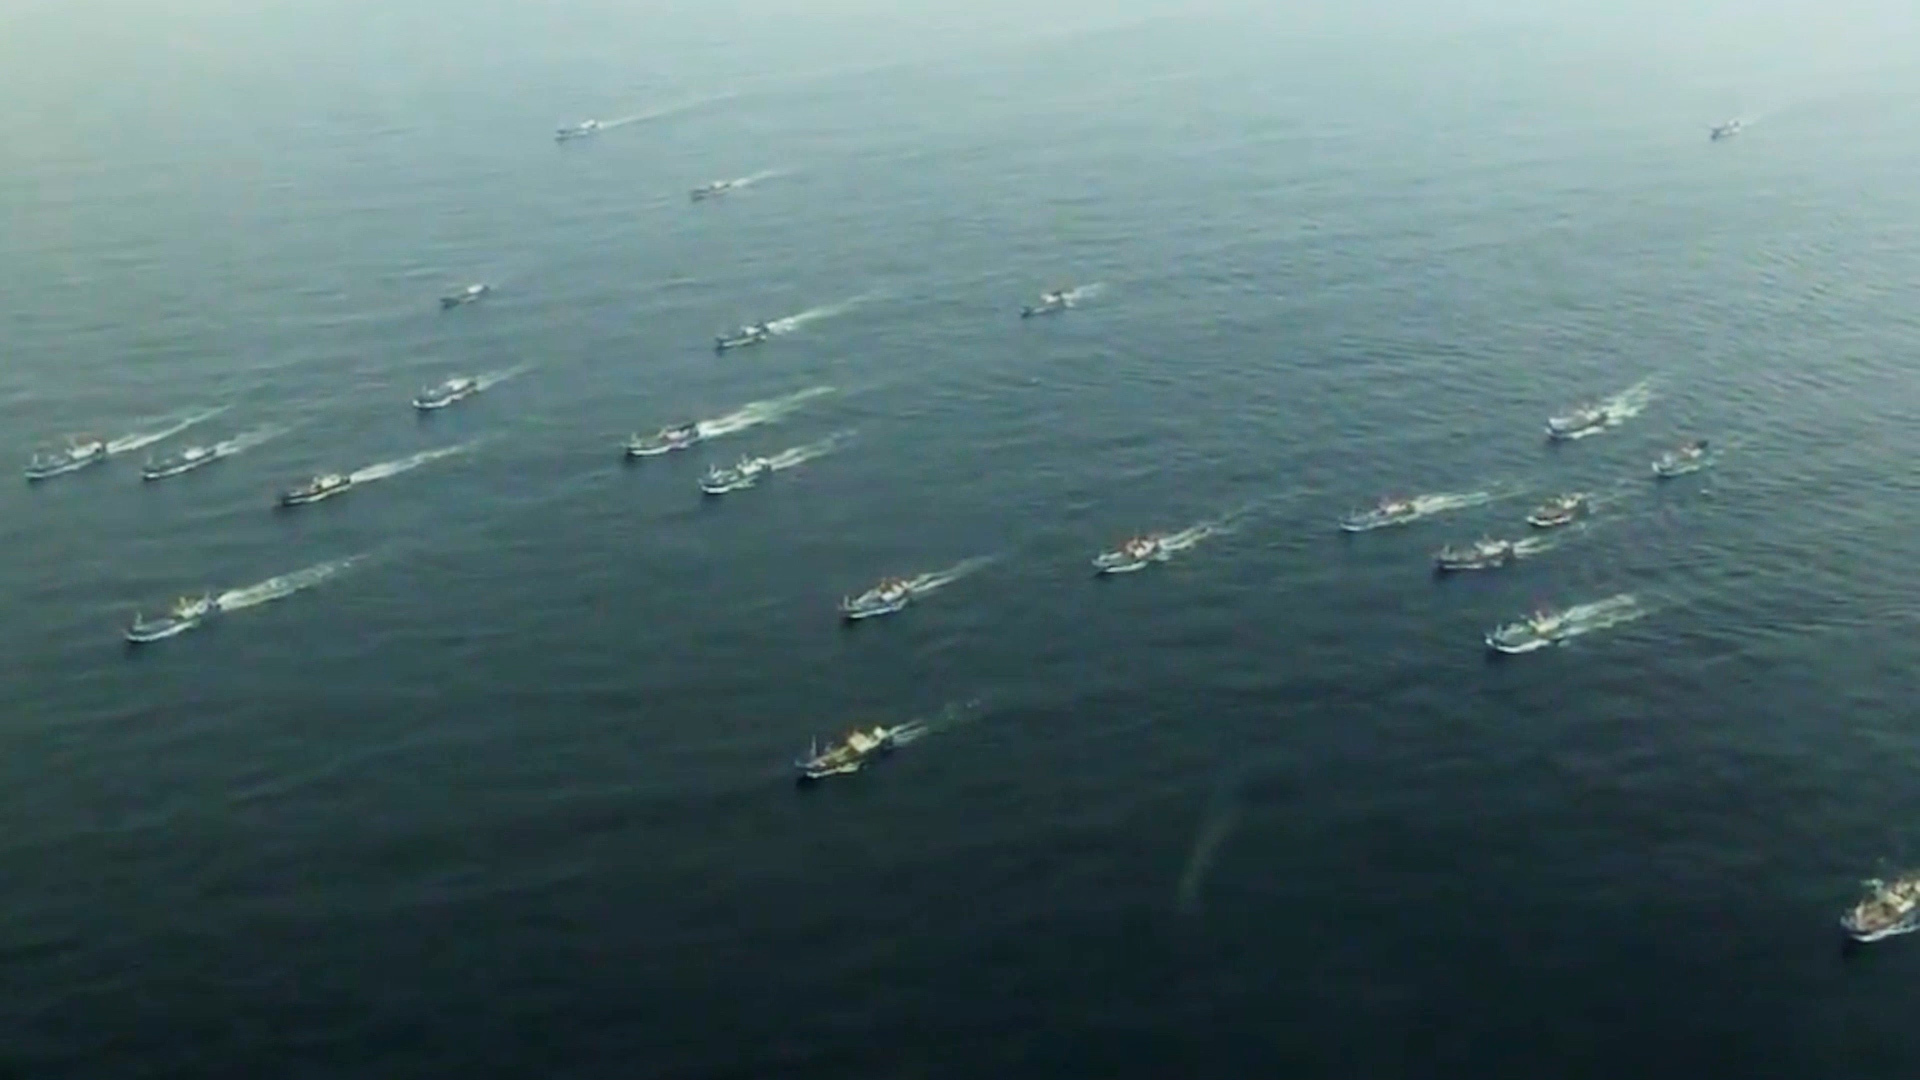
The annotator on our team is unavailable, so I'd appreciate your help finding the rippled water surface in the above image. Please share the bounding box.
[6,3,1920,1076]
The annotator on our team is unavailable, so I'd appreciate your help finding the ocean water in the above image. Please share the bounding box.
[6,2,1920,1076]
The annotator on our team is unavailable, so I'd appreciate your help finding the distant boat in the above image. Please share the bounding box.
[714,323,772,352]
[625,422,702,458]
[439,283,492,309]
[839,578,913,620]
[125,593,217,644]
[24,436,108,482]
[142,444,221,481]
[1020,288,1074,318]
[279,472,352,507]
[555,119,602,141]
[794,725,904,782]
[690,179,743,201]
[1652,439,1710,479]
[412,376,482,411]
[1709,119,1742,141]
[1525,493,1589,529]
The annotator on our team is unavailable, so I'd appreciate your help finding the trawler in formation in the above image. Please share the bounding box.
[24,437,108,482]
[125,594,217,644]
[626,422,703,458]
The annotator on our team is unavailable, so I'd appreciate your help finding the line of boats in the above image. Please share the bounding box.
[26,371,495,493]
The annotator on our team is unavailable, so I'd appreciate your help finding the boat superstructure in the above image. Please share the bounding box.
[1020,289,1073,318]
[1484,607,1571,654]
[125,593,217,643]
[1434,537,1516,572]
[1339,496,1422,533]
[699,456,768,495]
[714,323,772,352]
[1652,438,1710,478]
[279,472,353,507]
[795,725,902,782]
[1526,493,1589,529]
[439,283,492,309]
[625,422,703,458]
[839,577,913,620]
[24,436,108,481]
[1842,873,1920,943]
[1093,535,1164,574]
[412,376,482,411]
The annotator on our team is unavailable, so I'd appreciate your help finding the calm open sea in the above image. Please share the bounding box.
[5,3,1920,1076]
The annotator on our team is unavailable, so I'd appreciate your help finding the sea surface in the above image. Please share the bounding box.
[6,2,1920,1076]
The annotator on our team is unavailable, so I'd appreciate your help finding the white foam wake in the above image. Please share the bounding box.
[759,430,852,472]
[1159,510,1244,555]
[476,364,531,391]
[1551,378,1658,440]
[107,406,230,455]
[1176,798,1242,916]
[889,699,985,748]
[215,555,363,612]
[1510,534,1559,558]
[1062,282,1105,303]
[604,92,740,129]
[696,387,835,437]
[767,295,867,335]
[1501,593,1647,653]
[211,422,291,458]
[349,441,477,483]
[904,555,996,596]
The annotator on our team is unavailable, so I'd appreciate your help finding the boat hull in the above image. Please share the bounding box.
[1340,512,1419,533]
[1653,460,1705,479]
[412,392,477,411]
[279,485,351,507]
[125,617,202,643]
[24,454,107,481]
[1436,555,1511,572]
[1545,416,1607,441]
[841,597,909,620]
[1484,625,1562,654]
[700,478,758,496]
[143,455,218,481]
[1842,919,1919,944]
[1527,512,1578,529]
[626,435,699,458]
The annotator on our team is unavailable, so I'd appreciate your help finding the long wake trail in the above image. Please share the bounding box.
[602,92,740,130]
[1551,377,1658,440]
[476,364,532,391]
[215,556,364,612]
[350,441,478,484]
[696,386,834,437]
[890,699,987,748]
[768,295,869,335]
[904,556,996,597]
[760,431,852,472]
[209,422,292,459]
[107,406,230,455]
[1558,593,1649,642]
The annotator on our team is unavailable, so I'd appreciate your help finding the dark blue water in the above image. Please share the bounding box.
[7,4,1920,1076]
